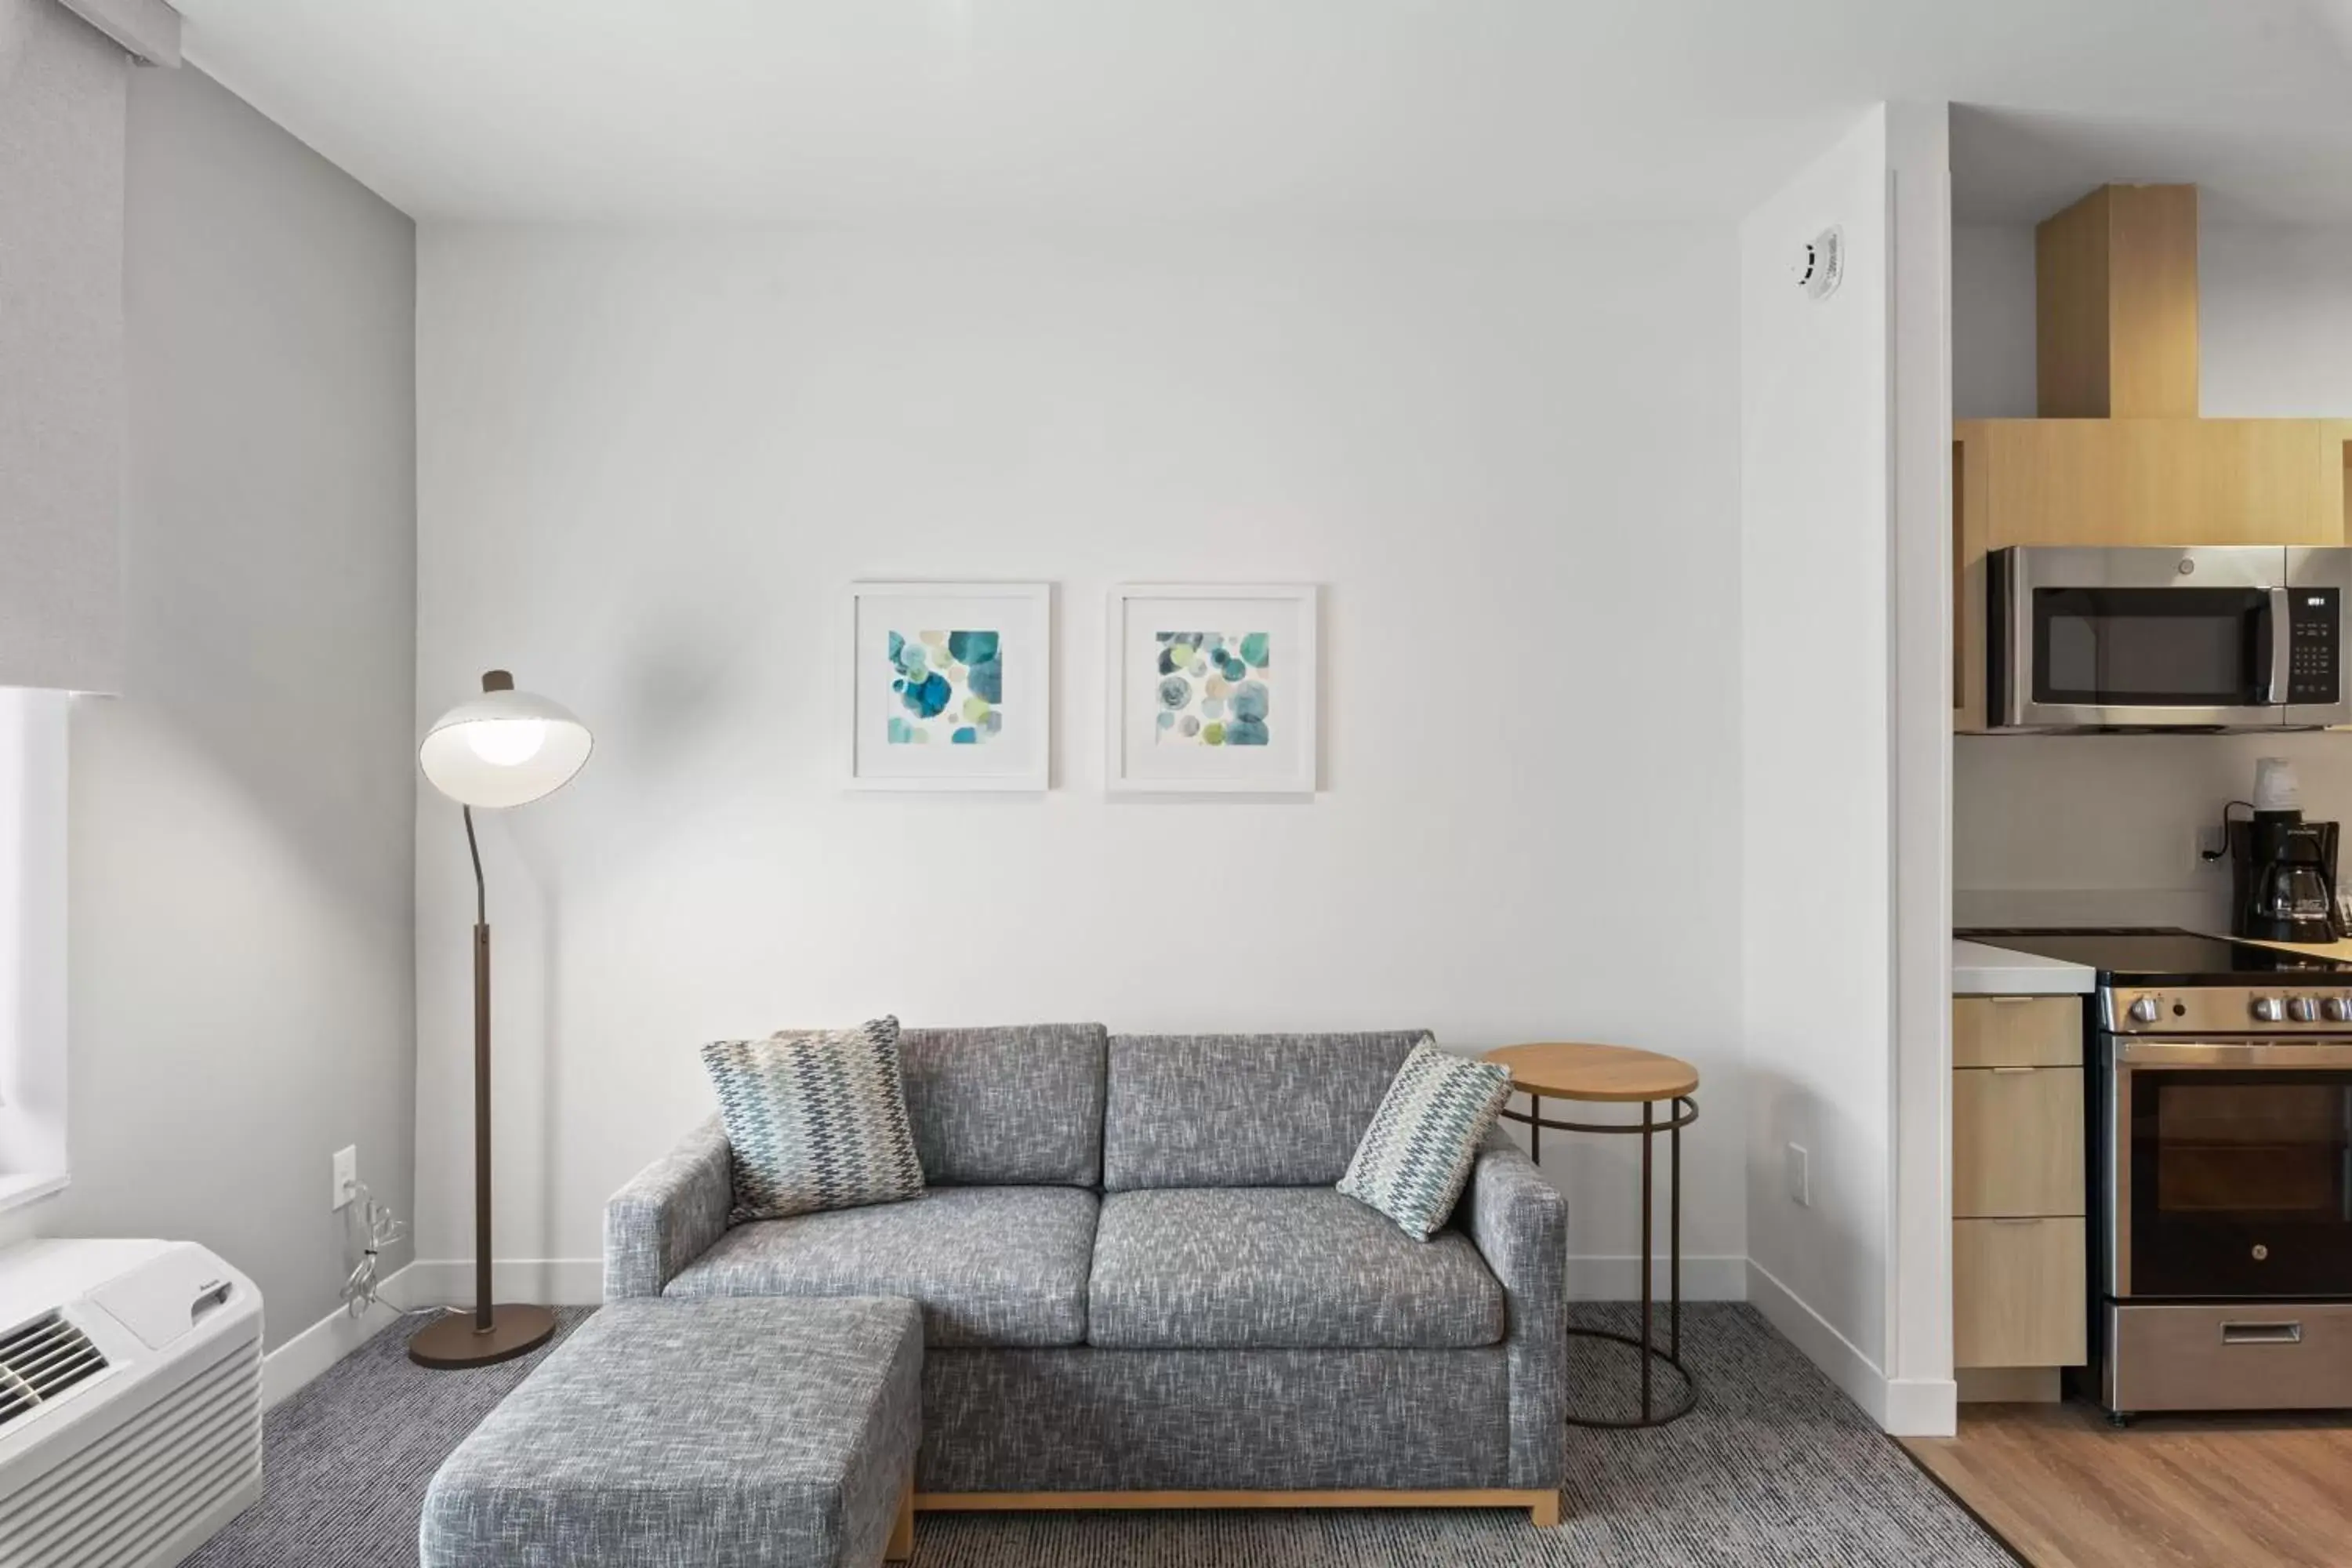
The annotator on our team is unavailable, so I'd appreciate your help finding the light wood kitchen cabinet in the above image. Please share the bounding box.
[1953,1068,2085,1218]
[1952,996,2082,1068]
[1954,1218,2089,1368]
[1951,998,2089,1379]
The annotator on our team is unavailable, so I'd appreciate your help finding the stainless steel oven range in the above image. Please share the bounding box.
[1964,927,2352,1421]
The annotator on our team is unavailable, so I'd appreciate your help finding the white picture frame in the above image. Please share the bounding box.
[1105,583,1319,797]
[844,582,1051,792]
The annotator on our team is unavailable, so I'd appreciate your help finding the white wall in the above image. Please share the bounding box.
[2201,226,2352,419]
[0,64,420,1352]
[412,223,1747,1301]
[1950,224,2036,423]
[0,0,123,692]
[1954,217,2352,920]
[1739,106,1901,1420]
[1883,103,1956,1438]
[0,690,71,1200]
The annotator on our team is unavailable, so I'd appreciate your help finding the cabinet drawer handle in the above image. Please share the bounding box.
[2221,1321,2303,1345]
[1989,1065,2037,1074]
[1988,1217,2042,1225]
[1988,996,2041,1004]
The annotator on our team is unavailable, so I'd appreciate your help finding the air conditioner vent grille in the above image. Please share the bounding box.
[0,1314,109,1429]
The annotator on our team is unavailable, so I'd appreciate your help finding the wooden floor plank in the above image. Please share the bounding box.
[1900,1400,2352,1568]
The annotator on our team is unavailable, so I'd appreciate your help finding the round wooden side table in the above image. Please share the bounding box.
[1483,1042,1700,1428]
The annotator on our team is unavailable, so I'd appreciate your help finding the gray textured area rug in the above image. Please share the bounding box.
[188,1303,2012,1566]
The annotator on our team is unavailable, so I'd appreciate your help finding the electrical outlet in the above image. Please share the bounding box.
[332,1145,358,1210]
[1785,1143,1810,1208]
[2190,823,2227,872]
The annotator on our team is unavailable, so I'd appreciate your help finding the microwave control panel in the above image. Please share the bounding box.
[2288,588,2342,704]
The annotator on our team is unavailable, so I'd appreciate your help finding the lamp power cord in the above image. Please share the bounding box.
[339,1181,449,1321]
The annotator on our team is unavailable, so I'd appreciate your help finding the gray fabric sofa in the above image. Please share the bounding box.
[606,1026,1567,1523]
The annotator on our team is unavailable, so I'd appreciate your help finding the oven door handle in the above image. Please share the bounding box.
[2116,1038,2352,1069]
[2270,584,2294,707]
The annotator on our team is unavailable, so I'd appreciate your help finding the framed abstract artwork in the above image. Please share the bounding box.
[1105,583,1318,797]
[845,582,1051,791]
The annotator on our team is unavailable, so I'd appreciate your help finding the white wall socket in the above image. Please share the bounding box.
[2190,824,2228,873]
[332,1145,358,1210]
[1785,1142,1810,1207]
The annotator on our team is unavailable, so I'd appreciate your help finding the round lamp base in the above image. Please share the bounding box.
[408,1304,558,1370]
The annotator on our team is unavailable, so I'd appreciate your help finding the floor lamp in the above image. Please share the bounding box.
[411,670,593,1370]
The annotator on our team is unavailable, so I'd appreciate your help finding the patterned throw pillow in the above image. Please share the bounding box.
[699,1018,927,1222]
[1338,1038,1514,1240]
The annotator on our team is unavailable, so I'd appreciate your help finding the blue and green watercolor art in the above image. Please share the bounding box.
[1153,631,1269,746]
[887,629,1003,745]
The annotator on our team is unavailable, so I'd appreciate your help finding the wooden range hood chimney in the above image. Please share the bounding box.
[2036,183,2200,419]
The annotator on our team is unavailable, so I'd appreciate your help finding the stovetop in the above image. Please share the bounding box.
[1960,926,2352,985]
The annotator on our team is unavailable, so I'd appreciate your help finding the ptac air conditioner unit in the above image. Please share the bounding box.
[0,1239,263,1567]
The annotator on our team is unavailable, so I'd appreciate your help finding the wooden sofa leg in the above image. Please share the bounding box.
[1530,1491,1561,1527]
[886,1480,913,1560]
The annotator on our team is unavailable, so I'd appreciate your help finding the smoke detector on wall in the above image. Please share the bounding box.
[1789,225,1843,301]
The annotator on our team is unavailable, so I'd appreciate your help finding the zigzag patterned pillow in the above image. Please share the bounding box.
[1338,1038,1514,1240]
[699,1017,927,1222]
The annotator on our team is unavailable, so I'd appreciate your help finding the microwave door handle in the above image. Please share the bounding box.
[2270,585,2293,706]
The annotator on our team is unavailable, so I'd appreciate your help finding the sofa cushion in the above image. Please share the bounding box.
[1087,1187,1504,1349]
[666,1185,1097,1348]
[899,1024,1107,1187]
[1101,1031,1427,1190]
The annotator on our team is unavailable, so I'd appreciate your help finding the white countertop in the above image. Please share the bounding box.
[1952,938,2096,996]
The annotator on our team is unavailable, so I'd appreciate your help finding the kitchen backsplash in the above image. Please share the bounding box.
[1955,731,2352,929]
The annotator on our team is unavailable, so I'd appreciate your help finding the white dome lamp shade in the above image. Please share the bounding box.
[419,670,593,808]
[408,669,590,1373]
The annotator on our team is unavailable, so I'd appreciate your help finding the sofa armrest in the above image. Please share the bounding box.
[604,1115,734,1299]
[1465,1127,1566,1490]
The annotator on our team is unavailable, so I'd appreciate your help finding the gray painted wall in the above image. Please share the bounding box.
[0,0,125,691]
[16,63,418,1351]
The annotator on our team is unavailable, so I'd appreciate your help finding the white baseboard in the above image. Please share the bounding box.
[262,1262,415,1411]
[1884,1375,1958,1437]
[1565,1254,1747,1302]
[401,1256,605,1307]
[1744,1256,1892,1428]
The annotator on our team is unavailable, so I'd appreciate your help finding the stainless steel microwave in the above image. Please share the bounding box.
[1988,546,2352,731]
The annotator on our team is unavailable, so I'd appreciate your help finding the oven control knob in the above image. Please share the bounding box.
[2328,997,2352,1023]
[2128,996,2161,1024]
[2289,996,2322,1023]
[2252,996,2288,1023]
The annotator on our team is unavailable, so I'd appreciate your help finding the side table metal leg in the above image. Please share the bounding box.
[1671,1098,1682,1363]
[1529,1092,1541,1164]
[1639,1098,1653,1424]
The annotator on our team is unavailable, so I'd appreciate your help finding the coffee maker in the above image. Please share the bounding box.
[2230,814,2343,943]
[2226,759,2342,942]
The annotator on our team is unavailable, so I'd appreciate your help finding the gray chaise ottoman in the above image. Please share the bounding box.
[421,1297,922,1568]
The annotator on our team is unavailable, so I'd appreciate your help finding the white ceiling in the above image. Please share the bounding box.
[173,0,2352,223]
